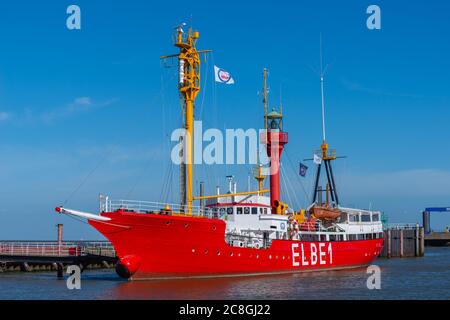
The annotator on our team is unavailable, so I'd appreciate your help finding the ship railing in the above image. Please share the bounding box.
[321,223,346,233]
[314,148,336,158]
[0,241,115,257]
[298,220,324,232]
[102,198,214,218]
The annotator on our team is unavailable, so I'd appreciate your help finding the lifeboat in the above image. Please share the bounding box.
[311,205,341,220]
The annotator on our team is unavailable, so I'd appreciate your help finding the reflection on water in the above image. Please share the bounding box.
[106,268,370,300]
[1,247,449,300]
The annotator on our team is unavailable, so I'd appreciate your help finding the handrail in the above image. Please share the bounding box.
[101,197,219,218]
[0,241,116,257]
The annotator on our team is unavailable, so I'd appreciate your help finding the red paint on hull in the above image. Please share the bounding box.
[89,210,384,280]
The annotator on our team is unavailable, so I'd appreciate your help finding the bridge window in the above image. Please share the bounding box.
[263,208,268,214]
[227,207,233,215]
[244,207,250,214]
[252,207,258,214]
[237,207,243,215]
[361,214,371,222]
[349,214,360,222]
[372,213,380,221]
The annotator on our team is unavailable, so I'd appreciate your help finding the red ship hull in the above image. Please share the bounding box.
[89,210,384,280]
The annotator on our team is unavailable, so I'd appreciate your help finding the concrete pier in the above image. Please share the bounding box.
[424,232,450,246]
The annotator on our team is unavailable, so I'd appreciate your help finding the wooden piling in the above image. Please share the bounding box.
[21,262,32,272]
[57,263,64,278]
[419,227,425,256]
[415,224,420,257]
[399,229,404,258]
[379,225,425,258]
[387,229,391,258]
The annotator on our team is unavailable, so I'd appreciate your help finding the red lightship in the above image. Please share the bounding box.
[56,26,384,280]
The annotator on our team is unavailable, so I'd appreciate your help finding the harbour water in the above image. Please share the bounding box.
[0,247,448,300]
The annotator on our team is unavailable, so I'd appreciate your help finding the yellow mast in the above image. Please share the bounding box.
[256,165,264,193]
[252,69,269,194]
[161,25,209,215]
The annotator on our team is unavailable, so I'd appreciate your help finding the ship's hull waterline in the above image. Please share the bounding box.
[89,210,384,280]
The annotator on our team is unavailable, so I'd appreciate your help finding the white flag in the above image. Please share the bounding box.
[214,65,235,84]
[313,154,322,165]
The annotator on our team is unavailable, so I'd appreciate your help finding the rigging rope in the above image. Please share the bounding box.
[284,162,302,209]
[125,68,169,200]
[280,164,295,210]
[63,149,113,206]
[284,148,311,205]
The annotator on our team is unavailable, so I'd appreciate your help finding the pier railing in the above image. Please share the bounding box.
[385,223,420,230]
[0,241,115,257]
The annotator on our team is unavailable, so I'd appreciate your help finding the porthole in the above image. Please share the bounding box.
[184,224,189,228]
[229,252,234,257]
[269,255,272,259]
[217,251,221,256]
[256,254,259,259]
[166,221,171,225]
[192,249,196,253]
[212,225,217,231]
[204,249,208,254]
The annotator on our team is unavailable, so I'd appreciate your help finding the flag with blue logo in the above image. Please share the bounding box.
[214,65,235,84]
[313,154,322,165]
[299,163,308,177]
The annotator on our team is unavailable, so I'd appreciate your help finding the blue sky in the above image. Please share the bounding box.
[0,0,449,239]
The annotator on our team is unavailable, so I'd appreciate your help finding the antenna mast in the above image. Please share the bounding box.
[311,34,341,207]
[263,68,268,129]
[320,34,326,143]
